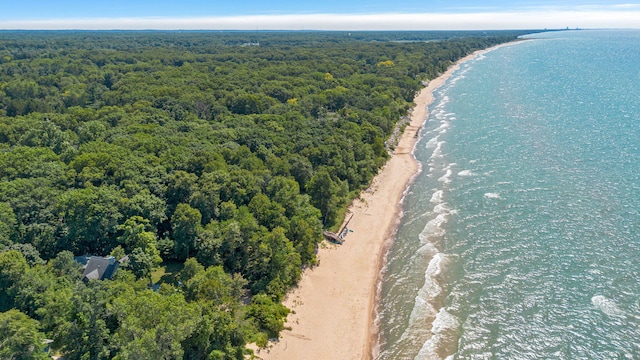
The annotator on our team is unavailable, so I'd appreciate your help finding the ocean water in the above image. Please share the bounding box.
[376,30,640,359]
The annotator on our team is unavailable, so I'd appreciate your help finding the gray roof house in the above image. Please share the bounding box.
[75,255,127,281]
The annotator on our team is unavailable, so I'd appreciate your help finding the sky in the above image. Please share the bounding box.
[1,0,639,30]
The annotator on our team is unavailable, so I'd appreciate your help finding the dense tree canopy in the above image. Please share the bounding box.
[0,30,533,358]
[0,309,49,360]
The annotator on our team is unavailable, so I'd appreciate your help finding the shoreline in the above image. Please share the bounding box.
[254,43,515,360]
[370,40,524,359]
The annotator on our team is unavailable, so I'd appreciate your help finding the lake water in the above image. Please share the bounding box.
[376,30,640,359]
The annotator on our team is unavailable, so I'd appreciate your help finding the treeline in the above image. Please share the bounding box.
[0,30,533,358]
[0,29,534,50]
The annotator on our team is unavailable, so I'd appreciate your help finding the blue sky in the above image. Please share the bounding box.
[1,0,639,29]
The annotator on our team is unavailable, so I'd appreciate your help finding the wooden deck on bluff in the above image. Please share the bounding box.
[322,213,353,245]
[322,230,344,244]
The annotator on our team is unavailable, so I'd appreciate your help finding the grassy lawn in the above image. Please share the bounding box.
[151,261,184,285]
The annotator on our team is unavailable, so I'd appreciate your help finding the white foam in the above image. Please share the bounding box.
[591,295,625,317]
[587,268,603,275]
[430,141,445,160]
[426,136,440,149]
[396,255,448,348]
[430,190,444,204]
[416,242,439,257]
[436,121,450,133]
[414,308,461,360]
[416,254,447,306]
[514,187,548,193]
[484,192,501,199]
[433,203,449,214]
[431,308,460,336]
[458,169,477,177]
[419,213,449,244]
[437,169,452,184]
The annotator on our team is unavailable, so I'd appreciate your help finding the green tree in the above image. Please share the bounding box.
[265,176,302,217]
[306,168,339,226]
[0,202,16,246]
[0,309,49,360]
[183,265,246,304]
[194,221,223,267]
[176,257,204,285]
[166,171,197,212]
[10,265,57,319]
[246,294,290,345]
[287,215,322,265]
[0,179,60,259]
[188,173,222,225]
[0,250,29,311]
[246,227,301,298]
[118,216,162,273]
[48,250,83,279]
[109,290,198,359]
[171,204,202,261]
[57,185,124,254]
[127,248,157,286]
[56,282,113,360]
[7,243,45,266]
[248,194,288,230]
[124,190,167,228]
[182,301,246,360]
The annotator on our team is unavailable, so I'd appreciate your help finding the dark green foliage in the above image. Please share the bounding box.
[246,294,290,342]
[57,185,125,254]
[171,203,203,261]
[0,202,16,245]
[0,250,29,311]
[48,250,83,279]
[109,290,198,359]
[183,265,246,304]
[7,243,45,266]
[127,247,156,284]
[182,301,246,360]
[58,282,113,360]
[305,166,349,227]
[0,309,49,360]
[0,30,533,358]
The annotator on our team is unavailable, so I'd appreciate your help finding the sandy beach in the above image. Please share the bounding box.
[254,46,502,360]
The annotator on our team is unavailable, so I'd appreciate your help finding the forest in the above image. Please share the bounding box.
[0,30,534,359]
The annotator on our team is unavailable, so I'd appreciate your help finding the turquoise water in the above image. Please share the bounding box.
[376,30,640,359]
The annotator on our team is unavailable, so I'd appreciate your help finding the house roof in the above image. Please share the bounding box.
[75,255,120,281]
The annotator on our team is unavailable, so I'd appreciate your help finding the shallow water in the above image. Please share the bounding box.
[376,30,640,359]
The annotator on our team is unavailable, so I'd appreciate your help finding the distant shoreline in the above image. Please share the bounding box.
[254,40,522,360]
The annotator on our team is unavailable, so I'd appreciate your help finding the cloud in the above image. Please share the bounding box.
[1,10,640,30]
[611,3,640,8]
